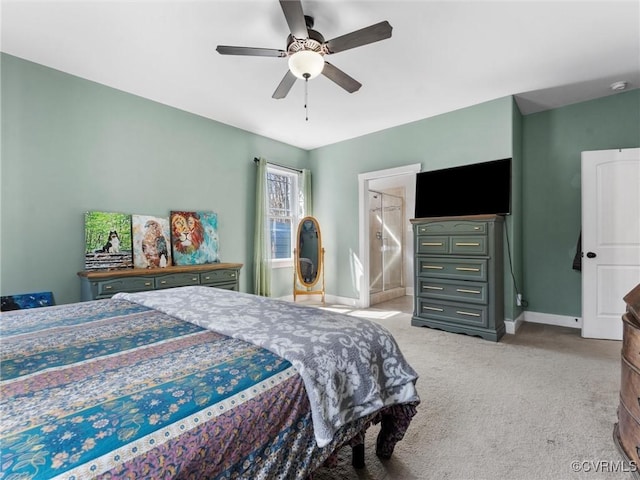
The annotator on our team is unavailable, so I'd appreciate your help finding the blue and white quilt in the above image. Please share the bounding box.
[115,286,420,447]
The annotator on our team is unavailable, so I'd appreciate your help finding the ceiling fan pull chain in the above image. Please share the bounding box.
[304,75,309,121]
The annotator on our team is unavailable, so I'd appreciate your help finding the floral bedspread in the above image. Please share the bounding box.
[115,286,420,447]
[1,288,419,479]
[1,298,370,479]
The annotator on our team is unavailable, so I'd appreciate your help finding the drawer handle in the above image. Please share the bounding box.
[457,288,480,294]
[104,285,113,290]
[192,277,198,281]
[456,267,480,272]
[160,280,167,285]
[423,306,444,312]
[474,227,480,230]
[231,273,236,277]
[204,276,211,280]
[423,265,444,270]
[422,242,443,246]
[456,310,481,317]
[144,282,152,286]
[424,286,444,290]
[455,242,480,246]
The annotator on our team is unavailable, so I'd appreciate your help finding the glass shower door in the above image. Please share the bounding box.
[369,190,403,294]
[382,193,403,291]
[369,191,383,294]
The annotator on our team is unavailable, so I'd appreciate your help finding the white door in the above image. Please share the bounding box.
[581,148,640,340]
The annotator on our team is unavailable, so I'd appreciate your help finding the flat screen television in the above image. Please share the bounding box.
[414,158,511,218]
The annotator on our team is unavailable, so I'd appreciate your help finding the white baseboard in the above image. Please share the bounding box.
[504,312,525,334]
[524,311,582,329]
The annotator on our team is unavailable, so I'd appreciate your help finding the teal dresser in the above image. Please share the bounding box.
[78,263,242,301]
[411,215,504,341]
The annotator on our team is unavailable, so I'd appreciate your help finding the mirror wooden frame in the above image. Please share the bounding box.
[293,216,325,303]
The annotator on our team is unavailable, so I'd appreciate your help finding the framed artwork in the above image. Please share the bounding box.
[84,211,133,270]
[170,210,220,265]
[132,215,172,269]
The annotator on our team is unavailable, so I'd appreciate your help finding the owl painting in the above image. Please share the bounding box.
[132,215,172,269]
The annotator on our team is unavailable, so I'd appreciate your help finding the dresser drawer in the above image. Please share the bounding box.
[416,221,487,236]
[418,235,487,255]
[616,401,640,465]
[200,269,239,285]
[417,236,450,254]
[620,356,640,424]
[450,236,487,255]
[417,257,487,282]
[623,313,640,369]
[96,277,155,297]
[155,272,200,289]
[417,278,487,304]
[416,298,487,327]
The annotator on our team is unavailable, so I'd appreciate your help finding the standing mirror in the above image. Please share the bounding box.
[293,216,325,303]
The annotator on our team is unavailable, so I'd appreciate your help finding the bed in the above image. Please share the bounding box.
[1,286,419,479]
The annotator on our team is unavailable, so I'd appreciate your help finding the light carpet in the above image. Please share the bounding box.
[311,301,629,480]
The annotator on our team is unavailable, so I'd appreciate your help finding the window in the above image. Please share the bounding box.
[266,165,304,266]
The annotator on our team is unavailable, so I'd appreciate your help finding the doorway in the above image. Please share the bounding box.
[369,189,405,305]
[581,148,640,340]
[357,163,421,309]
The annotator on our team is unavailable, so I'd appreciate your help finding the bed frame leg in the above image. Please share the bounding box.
[352,443,365,469]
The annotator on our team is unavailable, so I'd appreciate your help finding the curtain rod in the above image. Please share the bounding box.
[253,157,302,173]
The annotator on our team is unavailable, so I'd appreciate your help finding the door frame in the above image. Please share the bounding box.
[357,163,421,308]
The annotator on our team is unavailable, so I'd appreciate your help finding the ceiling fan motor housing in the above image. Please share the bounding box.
[287,27,327,56]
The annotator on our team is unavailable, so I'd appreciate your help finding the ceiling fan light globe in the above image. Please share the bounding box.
[288,51,324,79]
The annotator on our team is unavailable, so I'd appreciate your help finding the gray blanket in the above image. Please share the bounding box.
[115,286,419,447]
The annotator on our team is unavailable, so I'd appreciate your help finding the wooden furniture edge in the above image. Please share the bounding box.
[410,214,505,224]
[624,283,640,322]
[78,263,243,279]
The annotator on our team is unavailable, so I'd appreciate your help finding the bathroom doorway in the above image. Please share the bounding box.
[357,163,420,309]
[369,189,405,304]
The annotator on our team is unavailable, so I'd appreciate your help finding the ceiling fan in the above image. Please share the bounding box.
[216,0,392,99]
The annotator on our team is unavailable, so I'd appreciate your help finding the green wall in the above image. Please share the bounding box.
[0,53,309,304]
[3,53,638,320]
[309,96,521,317]
[521,89,640,317]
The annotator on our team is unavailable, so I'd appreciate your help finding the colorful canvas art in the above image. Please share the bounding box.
[132,215,172,269]
[1,291,54,311]
[84,211,133,270]
[170,210,220,265]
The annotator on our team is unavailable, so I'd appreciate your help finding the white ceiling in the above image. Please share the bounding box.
[2,1,639,150]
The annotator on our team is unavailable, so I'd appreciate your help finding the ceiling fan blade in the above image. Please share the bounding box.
[272,70,297,99]
[216,45,287,57]
[325,21,392,54]
[322,62,362,93]
[279,0,308,39]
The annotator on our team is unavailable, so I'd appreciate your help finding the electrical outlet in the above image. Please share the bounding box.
[516,294,523,306]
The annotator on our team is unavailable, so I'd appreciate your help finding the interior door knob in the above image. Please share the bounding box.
[586,252,597,258]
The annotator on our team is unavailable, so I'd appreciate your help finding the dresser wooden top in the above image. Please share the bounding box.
[77,263,243,280]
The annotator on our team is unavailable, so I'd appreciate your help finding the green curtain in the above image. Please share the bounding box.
[302,168,312,217]
[253,158,271,296]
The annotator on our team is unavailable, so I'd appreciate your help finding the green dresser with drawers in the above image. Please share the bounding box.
[78,263,242,301]
[411,215,504,341]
